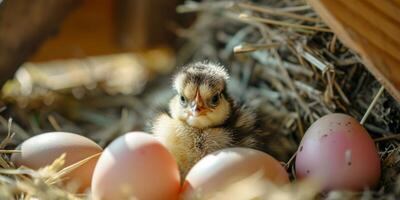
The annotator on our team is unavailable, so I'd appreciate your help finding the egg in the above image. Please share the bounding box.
[295,113,381,191]
[91,132,180,200]
[11,132,102,191]
[181,147,289,199]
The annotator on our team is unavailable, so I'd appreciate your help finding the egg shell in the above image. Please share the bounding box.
[295,113,381,191]
[11,132,102,191]
[91,132,180,200]
[181,147,289,199]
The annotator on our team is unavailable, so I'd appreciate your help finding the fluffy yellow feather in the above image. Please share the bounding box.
[152,61,277,176]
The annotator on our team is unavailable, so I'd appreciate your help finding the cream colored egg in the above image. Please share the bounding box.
[11,132,102,191]
[181,147,289,200]
[91,132,180,200]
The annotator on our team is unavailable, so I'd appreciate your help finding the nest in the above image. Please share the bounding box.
[0,0,399,199]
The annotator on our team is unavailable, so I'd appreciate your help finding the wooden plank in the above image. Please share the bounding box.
[116,0,180,50]
[30,0,120,62]
[307,0,400,102]
[30,0,181,61]
[0,0,81,87]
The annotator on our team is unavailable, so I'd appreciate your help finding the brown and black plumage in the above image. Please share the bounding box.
[152,61,289,176]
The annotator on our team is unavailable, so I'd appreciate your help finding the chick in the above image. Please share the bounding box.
[152,61,279,176]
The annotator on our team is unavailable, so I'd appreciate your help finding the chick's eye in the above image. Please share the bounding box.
[180,95,187,104]
[210,94,220,105]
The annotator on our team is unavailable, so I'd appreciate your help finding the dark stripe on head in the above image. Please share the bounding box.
[178,61,229,93]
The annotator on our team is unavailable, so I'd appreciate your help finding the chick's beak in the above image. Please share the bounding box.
[190,91,208,116]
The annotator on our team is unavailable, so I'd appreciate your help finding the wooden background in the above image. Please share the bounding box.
[0,0,180,86]
[308,0,400,102]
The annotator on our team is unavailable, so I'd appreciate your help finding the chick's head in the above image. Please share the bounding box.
[170,62,231,129]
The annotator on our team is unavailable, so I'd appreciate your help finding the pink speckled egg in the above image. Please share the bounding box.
[295,113,381,191]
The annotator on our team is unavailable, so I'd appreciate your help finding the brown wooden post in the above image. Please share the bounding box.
[307,0,400,102]
[0,0,81,86]
[115,0,180,51]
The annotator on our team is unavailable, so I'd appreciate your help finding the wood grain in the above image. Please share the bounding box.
[30,0,118,62]
[307,0,400,102]
[0,0,80,87]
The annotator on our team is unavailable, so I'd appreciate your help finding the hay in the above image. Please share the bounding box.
[0,0,399,199]
[176,0,400,199]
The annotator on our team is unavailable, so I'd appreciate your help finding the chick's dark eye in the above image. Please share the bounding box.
[180,95,187,104]
[210,94,220,105]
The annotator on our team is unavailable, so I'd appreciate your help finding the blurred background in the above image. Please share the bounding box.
[0,0,190,145]
[0,0,185,61]
[0,0,187,96]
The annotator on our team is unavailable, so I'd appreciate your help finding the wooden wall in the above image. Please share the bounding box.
[308,0,400,102]
[31,0,179,62]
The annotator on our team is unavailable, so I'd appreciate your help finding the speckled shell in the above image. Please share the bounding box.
[295,113,381,191]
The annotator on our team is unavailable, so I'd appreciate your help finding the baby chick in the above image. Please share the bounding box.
[152,61,280,176]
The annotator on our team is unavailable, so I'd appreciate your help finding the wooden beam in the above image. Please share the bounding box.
[116,0,180,50]
[0,0,81,87]
[307,0,400,102]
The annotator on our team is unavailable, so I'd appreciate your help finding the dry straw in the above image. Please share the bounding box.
[0,0,399,199]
